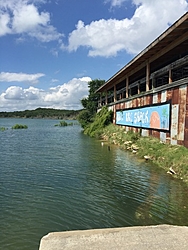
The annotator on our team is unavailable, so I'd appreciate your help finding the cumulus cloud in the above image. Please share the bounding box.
[63,0,188,57]
[0,0,62,42]
[0,77,91,111]
[0,72,45,84]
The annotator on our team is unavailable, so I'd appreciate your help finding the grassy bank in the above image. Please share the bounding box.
[101,124,188,185]
[82,107,188,185]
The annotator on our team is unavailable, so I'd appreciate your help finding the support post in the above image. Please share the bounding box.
[146,62,150,91]
[100,93,102,106]
[105,91,108,105]
[114,85,117,102]
[169,67,172,83]
[138,82,140,94]
[126,76,129,98]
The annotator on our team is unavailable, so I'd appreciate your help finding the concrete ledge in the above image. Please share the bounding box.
[39,225,188,250]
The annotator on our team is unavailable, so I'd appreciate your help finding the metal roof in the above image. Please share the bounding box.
[97,12,188,92]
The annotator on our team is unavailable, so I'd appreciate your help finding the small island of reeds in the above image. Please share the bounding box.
[12,124,28,129]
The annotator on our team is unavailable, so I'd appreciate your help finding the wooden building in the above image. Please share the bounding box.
[96,12,188,147]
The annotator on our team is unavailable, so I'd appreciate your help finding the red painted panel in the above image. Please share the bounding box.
[172,88,179,104]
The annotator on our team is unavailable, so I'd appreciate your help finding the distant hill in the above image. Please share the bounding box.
[0,108,82,119]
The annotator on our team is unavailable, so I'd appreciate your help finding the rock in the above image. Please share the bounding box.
[167,167,176,175]
[144,155,151,160]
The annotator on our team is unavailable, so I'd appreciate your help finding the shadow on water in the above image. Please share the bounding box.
[1,118,188,250]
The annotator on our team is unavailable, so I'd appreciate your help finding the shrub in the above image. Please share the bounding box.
[0,127,7,131]
[55,120,76,127]
[12,124,28,129]
[84,107,113,138]
[59,120,68,126]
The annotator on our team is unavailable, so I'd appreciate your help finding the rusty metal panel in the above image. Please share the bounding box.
[136,98,140,107]
[185,111,188,128]
[172,88,179,104]
[177,140,184,146]
[184,86,188,146]
[140,96,144,106]
[116,103,120,110]
[137,97,140,107]
[171,104,179,145]
[184,128,188,147]
[177,85,186,141]
[151,130,160,139]
[132,98,137,108]
[146,95,152,105]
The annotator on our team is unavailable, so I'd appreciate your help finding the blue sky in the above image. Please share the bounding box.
[0,0,187,111]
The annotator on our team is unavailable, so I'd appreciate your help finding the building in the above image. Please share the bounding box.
[96,12,188,147]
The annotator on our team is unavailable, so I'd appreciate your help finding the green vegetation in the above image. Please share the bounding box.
[0,127,7,131]
[101,124,188,184]
[0,108,80,119]
[12,124,28,129]
[84,107,113,137]
[55,120,72,127]
[78,79,105,129]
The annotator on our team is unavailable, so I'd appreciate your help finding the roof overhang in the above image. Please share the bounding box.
[97,12,188,93]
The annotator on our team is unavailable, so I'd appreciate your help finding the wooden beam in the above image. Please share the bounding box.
[146,62,150,91]
[114,85,117,102]
[105,91,108,104]
[169,67,172,83]
[126,76,129,98]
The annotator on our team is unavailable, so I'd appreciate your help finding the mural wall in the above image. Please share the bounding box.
[116,102,170,131]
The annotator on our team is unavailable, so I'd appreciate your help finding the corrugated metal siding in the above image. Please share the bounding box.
[114,81,188,147]
[184,86,188,147]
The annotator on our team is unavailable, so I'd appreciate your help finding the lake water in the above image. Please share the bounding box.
[1,118,188,250]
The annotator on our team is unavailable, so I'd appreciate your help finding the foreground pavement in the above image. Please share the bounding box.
[39,224,188,250]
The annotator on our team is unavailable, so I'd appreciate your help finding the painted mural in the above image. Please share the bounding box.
[116,102,170,131]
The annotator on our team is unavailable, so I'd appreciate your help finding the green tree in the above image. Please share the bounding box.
[78,79,105,128]
[83,79,105,114]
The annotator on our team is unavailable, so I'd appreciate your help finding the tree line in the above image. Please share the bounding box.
[0,108,81,119]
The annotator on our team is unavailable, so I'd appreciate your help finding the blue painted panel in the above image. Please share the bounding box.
[116,103,170,131]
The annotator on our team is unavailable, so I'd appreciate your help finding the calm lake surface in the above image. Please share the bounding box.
[1,118,188,250]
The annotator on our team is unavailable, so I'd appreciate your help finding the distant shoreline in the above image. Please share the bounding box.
[0,107,82,120]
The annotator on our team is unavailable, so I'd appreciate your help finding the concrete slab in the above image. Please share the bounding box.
[39,225,188,250]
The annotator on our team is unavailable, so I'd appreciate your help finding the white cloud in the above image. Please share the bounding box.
[0,0,62,42]
[63,0,188,57]
[0,77,91,111]
[51,79,59,83]
[105,0,127,7]
[0,72,45,84]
